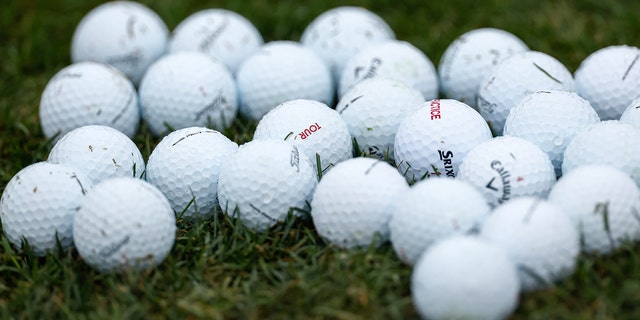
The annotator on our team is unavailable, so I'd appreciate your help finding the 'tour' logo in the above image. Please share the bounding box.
[299,122,322,140]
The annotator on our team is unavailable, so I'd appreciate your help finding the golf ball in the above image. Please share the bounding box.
[480,197,580,291]
[73,177,176,272]
[39,62,140,140]
[169,9,263,74]
[477,51,575,135]
[548,165,640,255]
[139,51,238,136]
[310,157,408,249]
[338,40,439,99]
[48,125,145,185]
[412,236,520,320]
[253,99,352,174]
[217,139,317,232]
[335,78,425,161]
[503,90,600,177]
[390,178,490,265]
[300,6,395,83]
[145,127,238,219]
[562,120,640,186]
[438,27,529,109]
[71,1,169,84]
[236,41,333,121]
[457,136,556,207]
[574,45,640,120]
[619,97,640,127]
[1,162,92,256]
[394,99,492,183]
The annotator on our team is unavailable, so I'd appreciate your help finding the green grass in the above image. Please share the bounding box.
[2,0,640,318]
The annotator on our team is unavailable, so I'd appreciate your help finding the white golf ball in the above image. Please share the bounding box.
[300,6,395,83]
[620,97,640,127]
[217,139,317,232]
[548,165,640,255]
[394,99,492,183]
[390,178,490,265]
[73,177,176,272]
[412,236,520,320]
[1,162,93,256]
[338,40,439,99]
[145,127,238,218]
[310,157,408,249]
[335,78,425,160]
[477,51,575,135]
[438,27,529,109]
[503,90,600,176]
[253,99,352,174]
[480,197,580,292]
[48,125,145,185]
[71,1,169,84]
[457,136,556,207]
[139,51,238,136]
[562,120,640,186]
[39,62,140,140]
[574,45,640,120]
[236,41,333,120]
[169,9,263,74]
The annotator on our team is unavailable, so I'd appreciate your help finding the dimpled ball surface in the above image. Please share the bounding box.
[390,178,490,265]
[562,120,640,186]
[1,162,93,256]
[480,197,580,291]
[253,99,352,173]
[503,90,600,176]
[394,99,492,183]
[338,40,439,99]
[548,165,640,255]
[412,236,520,320]
[139,52,238,136]
[217,139,317,232]
[73,177,176,272]
[300,6,395,83]
[168,9,263,74]
[310,157,408,249]
[146,127,238,218]
[48,125,145,185]
[71,1,169,84]
[335,78,425,160]
[438,28,529,109]
[620,97,640,127]
[236,41,333,121]
[477,51,575,135]
[574,45,640,120]
[457,136,556,207]
[39,62,140,140]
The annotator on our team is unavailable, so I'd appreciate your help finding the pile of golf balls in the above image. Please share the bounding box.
[3,1,640,319]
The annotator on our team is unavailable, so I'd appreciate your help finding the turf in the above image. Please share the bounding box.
[2,0,640,318]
